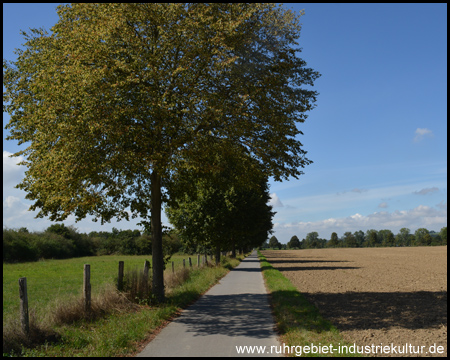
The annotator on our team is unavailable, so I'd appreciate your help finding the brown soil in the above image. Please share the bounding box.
[262,247,447,357]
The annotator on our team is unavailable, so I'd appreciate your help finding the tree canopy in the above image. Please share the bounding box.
[4,3,320,301]
[166,150,275,262]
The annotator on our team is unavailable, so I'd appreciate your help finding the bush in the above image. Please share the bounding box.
[34,232,75,259]
[3,229,38,262]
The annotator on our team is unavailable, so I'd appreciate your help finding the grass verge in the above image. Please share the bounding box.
[258,251,361,357]
[3,254,244,357]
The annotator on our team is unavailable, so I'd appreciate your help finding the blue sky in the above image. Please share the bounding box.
[3,4,447,243]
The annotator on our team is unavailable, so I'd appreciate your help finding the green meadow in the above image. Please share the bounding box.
[3,255,190,323]
[4,254,241,356]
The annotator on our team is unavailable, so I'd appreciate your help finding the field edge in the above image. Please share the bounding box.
[257,250,361,357]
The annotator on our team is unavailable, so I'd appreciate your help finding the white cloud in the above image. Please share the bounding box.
[272,204,447,243]
[413,128,433,142]
[378,202,388,208]
[3,195,35,226]
[269,193,284,208]
[3,151,26,191]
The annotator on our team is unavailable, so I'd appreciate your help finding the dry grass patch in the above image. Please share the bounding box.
[165,268,191,290]
[51,283,140,325]
[3,310,60,355]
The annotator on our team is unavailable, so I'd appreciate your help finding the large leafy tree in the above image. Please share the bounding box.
[4,3,320,301]
[166,144,275,264]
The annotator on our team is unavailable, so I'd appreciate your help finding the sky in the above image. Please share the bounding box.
[3,3,447,243]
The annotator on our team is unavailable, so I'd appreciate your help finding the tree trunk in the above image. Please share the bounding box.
[215,245,221,266]
[151,170,164,302]
[231,237,236,258]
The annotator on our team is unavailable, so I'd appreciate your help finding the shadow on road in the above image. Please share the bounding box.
[174,293,276,339]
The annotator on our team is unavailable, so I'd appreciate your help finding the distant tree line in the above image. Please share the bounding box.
[2,224,182,263]
[263,227,447,250]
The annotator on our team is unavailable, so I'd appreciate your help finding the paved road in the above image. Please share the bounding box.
[136,250,281,357]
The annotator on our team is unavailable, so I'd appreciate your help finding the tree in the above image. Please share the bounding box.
[328,232,339,248]
[46,223,72,239]
[365,229,379,247]
[269,236,281,249]
[287,235,301,249]
[166,154,275,264]
[4,4,319,301]
[439,227,447,245]
[343,232,357,248]
[378,229,394,247]
[353,230,365,247]
[305,232,319,249]
[396,227,411,247]
[414,228,430,246]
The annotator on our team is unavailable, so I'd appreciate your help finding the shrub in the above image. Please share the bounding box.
[3,229,38,262]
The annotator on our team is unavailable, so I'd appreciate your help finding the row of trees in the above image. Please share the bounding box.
[166,151,275,263]
[3,224,182,263]
[4,4,320,301]
[266,227,447,249]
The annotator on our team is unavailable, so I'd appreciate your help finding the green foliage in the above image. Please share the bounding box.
[3,229,38,262]
[282,227,447,249]
[268,236,281,249]
[439,227,447,245]
[166,151,275,258]
[365,229,380,247]
[343,232,357,248]
[302,232,327,249]
[395,228,411,247]
[4,3,320,302]
[2,225,187,263]
[327,232,340,248]
[287,235,301,249]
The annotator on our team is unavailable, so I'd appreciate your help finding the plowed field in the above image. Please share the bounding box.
[262,247,447,357]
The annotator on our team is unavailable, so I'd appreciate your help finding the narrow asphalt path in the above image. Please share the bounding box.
[136,250,281,357]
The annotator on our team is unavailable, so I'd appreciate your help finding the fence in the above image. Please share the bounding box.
[16,253,225,335]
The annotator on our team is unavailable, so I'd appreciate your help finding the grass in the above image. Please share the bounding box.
[258,251,361,357]
[3,253,244,356]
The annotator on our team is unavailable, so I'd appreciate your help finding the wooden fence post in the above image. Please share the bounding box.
[197,254,200,267]
[83,264,91,314]
[143,260,150,297]
[172,261,174,274]
[183,259,185,269]
[19,277,29,335]
[118,261,124,291]
[189,257,192,268]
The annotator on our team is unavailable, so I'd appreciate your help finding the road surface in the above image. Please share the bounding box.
[136,250,281,357]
